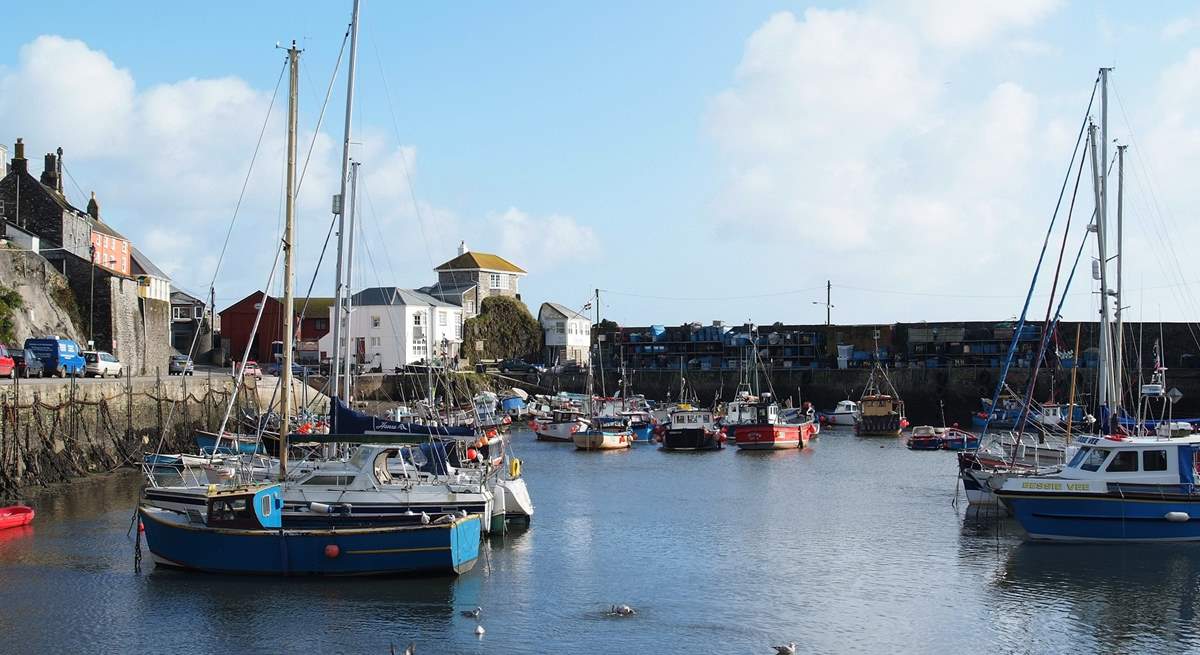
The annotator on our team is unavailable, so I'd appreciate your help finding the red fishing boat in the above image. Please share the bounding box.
[731,395,820,450]
[0,505,34,530]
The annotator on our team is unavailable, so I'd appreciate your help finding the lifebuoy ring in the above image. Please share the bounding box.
[509,457,522,478]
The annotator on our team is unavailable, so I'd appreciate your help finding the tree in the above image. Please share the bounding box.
[0,284,22,344]
[462,296,543,363]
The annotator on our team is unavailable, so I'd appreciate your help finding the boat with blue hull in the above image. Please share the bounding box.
[996,434,1200,542]
[140,484,481,575]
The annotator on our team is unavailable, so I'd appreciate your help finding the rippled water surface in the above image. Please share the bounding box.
[1,427,1198,654]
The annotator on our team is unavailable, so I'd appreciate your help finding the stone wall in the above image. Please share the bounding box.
[0,373,329,495]
[0,249,85,344]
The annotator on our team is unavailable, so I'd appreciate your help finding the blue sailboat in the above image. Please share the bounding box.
[139,31,485,576]
[140,484,481,575]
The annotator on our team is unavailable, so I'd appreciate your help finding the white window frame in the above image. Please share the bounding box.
[439,311,447,327]
[489,273,503,289]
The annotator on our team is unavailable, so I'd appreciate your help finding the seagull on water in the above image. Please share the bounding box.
[610,604,636,617]
[474,625,486,637]
[460,606,482,619]
[404,643,415,655]
[773,642,797,654]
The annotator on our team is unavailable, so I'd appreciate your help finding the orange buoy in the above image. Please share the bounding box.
[466,448,478,461]
[324,544,340,558]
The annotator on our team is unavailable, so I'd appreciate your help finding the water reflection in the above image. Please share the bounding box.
[997,543,1200,651]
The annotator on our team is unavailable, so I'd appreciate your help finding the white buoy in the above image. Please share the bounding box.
[474,625,485,637]
[1166,511,1190,523]
[309,502,332,514]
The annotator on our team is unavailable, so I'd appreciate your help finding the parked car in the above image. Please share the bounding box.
[11,348,45,378]
[553,362,587,375]
[235,361,263,380]
[0,345,15,379]
[264,362,306,376]
[498,358,544,375]
[168,355,194,376]
[24,337,86,377]
[83,351,123,378]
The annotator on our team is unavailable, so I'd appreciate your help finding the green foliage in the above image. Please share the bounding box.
[50,282,85,339]
[462,296,543,363]
[0,284,23,344]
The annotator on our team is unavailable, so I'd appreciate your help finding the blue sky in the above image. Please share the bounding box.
[4,2,1200,328]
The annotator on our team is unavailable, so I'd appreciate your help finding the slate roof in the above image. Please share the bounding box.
[434,251,526,274]
[351,287,458,308]
[131,246,169,280]
[540,302,591,322]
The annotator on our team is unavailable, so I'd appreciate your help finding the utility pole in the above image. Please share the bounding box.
[329,0,361,403]
[812,280,833,326]
[279,41,300,481]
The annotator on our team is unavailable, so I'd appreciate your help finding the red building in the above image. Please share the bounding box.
[219,291,332,364]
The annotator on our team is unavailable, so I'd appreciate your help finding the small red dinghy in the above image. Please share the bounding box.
[0,506,34,530]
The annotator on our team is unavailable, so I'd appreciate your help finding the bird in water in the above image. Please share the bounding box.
[773,642,797,654]
[609,604,636,617]
[460,607,482,619]
[389,644,415,655]
[474,625,486,637]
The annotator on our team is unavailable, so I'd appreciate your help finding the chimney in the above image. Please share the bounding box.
[87,192,101,221]
[40,152,59,191]
[56,147,63,193]
[11,138,27,175]
[458,240,468,256]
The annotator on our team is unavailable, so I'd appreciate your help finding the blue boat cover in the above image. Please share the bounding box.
[1180,445,1195,486]
[333,399,476,439]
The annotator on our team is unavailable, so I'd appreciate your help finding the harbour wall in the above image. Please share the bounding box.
[0,374,327,496]
[344,368,1200,427]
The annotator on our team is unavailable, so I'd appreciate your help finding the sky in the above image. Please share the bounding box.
[3,1,1200,328]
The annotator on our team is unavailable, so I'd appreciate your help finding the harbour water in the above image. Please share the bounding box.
[1,427,1197,654]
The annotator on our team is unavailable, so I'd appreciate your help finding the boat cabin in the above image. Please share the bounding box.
[205,484,282,530]
[861,395,901,417]
[1060,434,1200,484]
[670,409,714,429]
[551,409,583,423]
[833,400,859,414]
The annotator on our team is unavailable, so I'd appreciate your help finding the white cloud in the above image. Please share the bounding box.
[898,0,1063,49]
[0,35,589,308]
[488,207,598,273]
[1162,16,1196,40]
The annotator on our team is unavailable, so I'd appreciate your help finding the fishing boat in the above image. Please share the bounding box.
[534,408,588,442]
[906,426,944,450]
[732,394,819,450]
[0,505,34,531]
[819,399,861,427]
[140,483,481,575]
[940,428,980,451]
[995,433,1200,541]
[854,360,906,437]
[572,426,633,450]
[659,406,724,451]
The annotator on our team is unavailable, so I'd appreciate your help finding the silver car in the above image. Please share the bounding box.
[169,355,194,376]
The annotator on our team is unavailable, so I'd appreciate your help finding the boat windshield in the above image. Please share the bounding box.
[1079,447,1111,472]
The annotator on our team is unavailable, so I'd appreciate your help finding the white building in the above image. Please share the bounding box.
[320,287,463,372]
[538,302,592,365]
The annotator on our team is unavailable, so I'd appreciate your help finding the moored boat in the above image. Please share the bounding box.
[659,406,724,451]
[0,505,34,531]
[906,426,944,450]
[732,395,819,450]
[819,399,861,427]
[139,484,481,575]
[534,409,588,442]
[573,426,633,450]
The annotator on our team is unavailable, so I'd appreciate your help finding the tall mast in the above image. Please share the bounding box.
[1114,143,1127,411]
[1088,121,1114,425]
[279,42,301,481]
[339,160,360,399]
[594,288,604,397]
[330,0,362,403]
